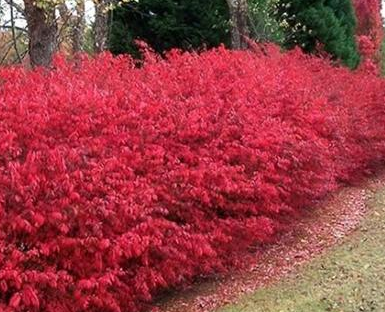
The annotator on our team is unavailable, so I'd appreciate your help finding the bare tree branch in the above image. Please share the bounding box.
[0,25,28,33]
[11,47,27,63]
[3,0,24,15]
[0,32,23,64]
[56,5,77,45]
[72,0,86,52]
[9,0,22,63]
[57,2,70,20]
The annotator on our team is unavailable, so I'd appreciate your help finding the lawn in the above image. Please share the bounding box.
[218,187,385,312]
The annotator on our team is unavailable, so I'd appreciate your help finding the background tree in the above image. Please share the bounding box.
[109,0,230,55]
[1,0,91,66]
[2,0,382,67]
[352,0,383,66]
[109,0,289,56]
[72,0,85,52]
[57,0,86,54]
[226,0,250,49]
[248,0,284,44]
[23,0,57,67]
[0,0,28,64]
[94,0,110,52]
[275,0,360,68]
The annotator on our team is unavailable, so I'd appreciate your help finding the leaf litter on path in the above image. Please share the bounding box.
[155,171,385,312]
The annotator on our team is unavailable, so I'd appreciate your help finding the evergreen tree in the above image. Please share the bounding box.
[109,0,230,56]
[276,0,360,68]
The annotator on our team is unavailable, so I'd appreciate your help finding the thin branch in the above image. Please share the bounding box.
[0,25,28,33]
[57,3,70,20]
[9,0,22,63]
[0,46,14,65]
[0,35,18,48]
[0,32,23,64]
[3,0,25,15]
[56,5,77,44]
[11,47,28,63]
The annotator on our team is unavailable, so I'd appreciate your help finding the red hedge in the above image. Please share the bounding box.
[1,46,385,312]
[353,0,384,68]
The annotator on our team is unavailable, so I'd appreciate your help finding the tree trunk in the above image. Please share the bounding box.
[226,0,250,49]
[72,0,85,53]
[94,0,109,53]
[24,0,58,67]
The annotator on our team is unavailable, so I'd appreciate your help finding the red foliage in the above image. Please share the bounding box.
[357,35,380,75]
[352,0,384,67]
[1,46,385,311]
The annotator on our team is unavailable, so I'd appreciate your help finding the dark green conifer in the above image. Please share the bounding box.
[276,0,360,68]
[109,0,230,56]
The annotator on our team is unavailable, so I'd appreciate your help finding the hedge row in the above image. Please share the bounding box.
[1,45,385,311]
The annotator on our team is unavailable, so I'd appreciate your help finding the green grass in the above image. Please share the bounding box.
[218,188,385,312]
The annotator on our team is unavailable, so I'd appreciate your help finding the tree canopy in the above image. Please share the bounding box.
[109,0,230,55]
[276,0,360,68]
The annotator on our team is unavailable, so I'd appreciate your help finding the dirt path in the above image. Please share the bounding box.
[156,171,385,312]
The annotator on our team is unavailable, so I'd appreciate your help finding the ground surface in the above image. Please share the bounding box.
[158,172,385,312]
[219,182,385,312]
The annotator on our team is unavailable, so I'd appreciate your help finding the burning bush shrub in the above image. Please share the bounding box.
[0,46,385,311]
